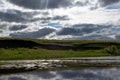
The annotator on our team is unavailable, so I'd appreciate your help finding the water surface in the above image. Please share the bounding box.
[0,67,120,80]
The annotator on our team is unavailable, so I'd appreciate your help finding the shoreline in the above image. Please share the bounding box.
[0,56,120,74]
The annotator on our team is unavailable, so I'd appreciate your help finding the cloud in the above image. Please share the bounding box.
[9,0,42,9]
[31,15,69,23]
[67,35,114,40]
[100,0,120,6]
[115,35,120,40]
[0,10,36,22]
[8,0,120,10]
[9,0,72,9]
[0,0,120,40]
[106,2,120,9]
[47,0,72,9]
[9,25,27,31]
[0,30,3,33]
[0,11,26,22]
[57,28,81,35]
[10,28,55,38]
[46,24,119,40]
[57,24,107,36]
[52,15,69,20]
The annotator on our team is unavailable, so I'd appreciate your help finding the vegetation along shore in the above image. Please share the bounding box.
[0,38,120,60]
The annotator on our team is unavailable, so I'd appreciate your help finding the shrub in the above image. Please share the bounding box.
[104,45,120,55]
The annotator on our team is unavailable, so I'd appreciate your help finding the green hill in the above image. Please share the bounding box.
[0,38,120,60]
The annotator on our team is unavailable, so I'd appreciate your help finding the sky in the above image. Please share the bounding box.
[0,0,120,40]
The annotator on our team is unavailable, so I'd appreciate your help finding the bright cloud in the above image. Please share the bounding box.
[0,0,120,40]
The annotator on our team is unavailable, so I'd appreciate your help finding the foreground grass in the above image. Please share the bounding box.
[0,38,120,60]
[0,48,111,60]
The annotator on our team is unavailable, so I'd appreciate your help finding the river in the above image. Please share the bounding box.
[0,56,120,80]
[0,67,120,80]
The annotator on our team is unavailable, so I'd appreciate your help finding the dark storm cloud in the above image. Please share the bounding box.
[0,9,41,23]
[52,15,69,20]
[9,0,72,9]
[9,25,27,31]
[57,28,81,35]
[100,0,120,6]
[115,35,120,40]
[0,25,7,29]
[66,35,114,40]
[0,11,26,22]
[0,30,3,33]
[57,24,103,36]
[31,15,69,23]
[0,10,35,22]
[47,0,72,9]
[10,28,55,38]
[9,0,42,9]
[79,35,113,40]
[38,15,68,20]
[56,24,116,40]
[8,0,120,9]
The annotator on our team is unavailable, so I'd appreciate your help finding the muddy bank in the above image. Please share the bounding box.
[0,57,120,74]
[0,66,38,74]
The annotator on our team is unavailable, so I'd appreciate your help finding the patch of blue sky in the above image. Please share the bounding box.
[112,28,120,33]
[48,22,63,28]
[107,6,120,10]
[106,3,120,10]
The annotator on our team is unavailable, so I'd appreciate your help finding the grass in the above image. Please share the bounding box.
[0,38,119,60]
[0,48,111,60]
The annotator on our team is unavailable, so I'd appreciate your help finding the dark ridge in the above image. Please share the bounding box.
[0,39,73,50]
[0,40,40,48]
[74,42,120,50]
[0,39,120,50]
[39,44,73,50]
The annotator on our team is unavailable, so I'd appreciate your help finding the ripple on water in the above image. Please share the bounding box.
[0,67,120,80]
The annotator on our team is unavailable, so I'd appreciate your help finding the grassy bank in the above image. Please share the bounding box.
[0,48,110,60]
[0,38,119,60]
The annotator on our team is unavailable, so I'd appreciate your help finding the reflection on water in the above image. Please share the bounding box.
[0,68,120,80]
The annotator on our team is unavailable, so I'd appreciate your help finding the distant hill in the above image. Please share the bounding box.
[0,38,120,51]
[0,38,120,60]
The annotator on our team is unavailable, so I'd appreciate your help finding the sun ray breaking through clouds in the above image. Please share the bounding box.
[0,0,120,40]
[40,0,49,9]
